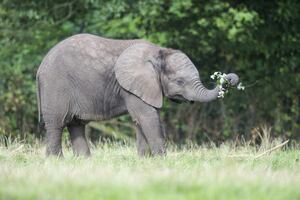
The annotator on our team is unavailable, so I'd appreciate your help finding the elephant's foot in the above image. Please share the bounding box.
[149,140,166,156]
[137,147,151,157]
[151,147,166,156]
[73,148,91,157]
[46,147,64,158]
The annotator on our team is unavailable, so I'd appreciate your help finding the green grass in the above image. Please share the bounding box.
[0,140,300,200]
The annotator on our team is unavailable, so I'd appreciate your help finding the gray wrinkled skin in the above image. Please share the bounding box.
[37,34,239,157]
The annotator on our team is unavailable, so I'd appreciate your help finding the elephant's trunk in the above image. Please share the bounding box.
[191,81,220,102]
[191,73,239,103]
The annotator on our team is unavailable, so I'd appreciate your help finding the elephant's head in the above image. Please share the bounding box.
[159,50,239,103]
[115,43,239,108]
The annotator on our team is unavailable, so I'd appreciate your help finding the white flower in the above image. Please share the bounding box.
[220,73,227,84]
[237,82,245,90]
[210,75,215,80]
[220,73,227,78]
[218,90,225,98]
[219,77,225,84]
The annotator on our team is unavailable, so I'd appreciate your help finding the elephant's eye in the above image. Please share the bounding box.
[176,79,185,86]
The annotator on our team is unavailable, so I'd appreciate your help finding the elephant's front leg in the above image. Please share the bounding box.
[126,95,166,156]
[135,124,150,156]
[139,114,166,156]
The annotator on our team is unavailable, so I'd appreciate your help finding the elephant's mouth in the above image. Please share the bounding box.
[169,95,194,104]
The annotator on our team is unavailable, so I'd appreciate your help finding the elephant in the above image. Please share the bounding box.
[36,33,239,157]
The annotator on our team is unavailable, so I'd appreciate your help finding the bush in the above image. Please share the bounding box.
[0,0,299,142]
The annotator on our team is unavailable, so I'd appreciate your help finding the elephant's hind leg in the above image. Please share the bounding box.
[45,124,64,157]
[67,122,91,157]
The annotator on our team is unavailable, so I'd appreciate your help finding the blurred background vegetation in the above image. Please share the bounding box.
[0,0,299,144]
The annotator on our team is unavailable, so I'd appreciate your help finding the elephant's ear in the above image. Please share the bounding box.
[114,43,163,108]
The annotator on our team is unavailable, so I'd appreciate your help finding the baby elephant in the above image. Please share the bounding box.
[37,34,239,157]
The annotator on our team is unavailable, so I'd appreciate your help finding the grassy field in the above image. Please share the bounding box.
[0,138,300,200]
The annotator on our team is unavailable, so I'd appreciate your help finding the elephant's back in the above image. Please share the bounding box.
[37,34,146,76]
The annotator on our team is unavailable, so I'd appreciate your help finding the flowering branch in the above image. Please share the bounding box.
[210,72,245,98]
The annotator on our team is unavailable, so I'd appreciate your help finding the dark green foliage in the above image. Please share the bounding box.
[0,0,299,142]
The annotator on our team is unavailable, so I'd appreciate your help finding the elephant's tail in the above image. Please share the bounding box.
[36,75,44,129]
